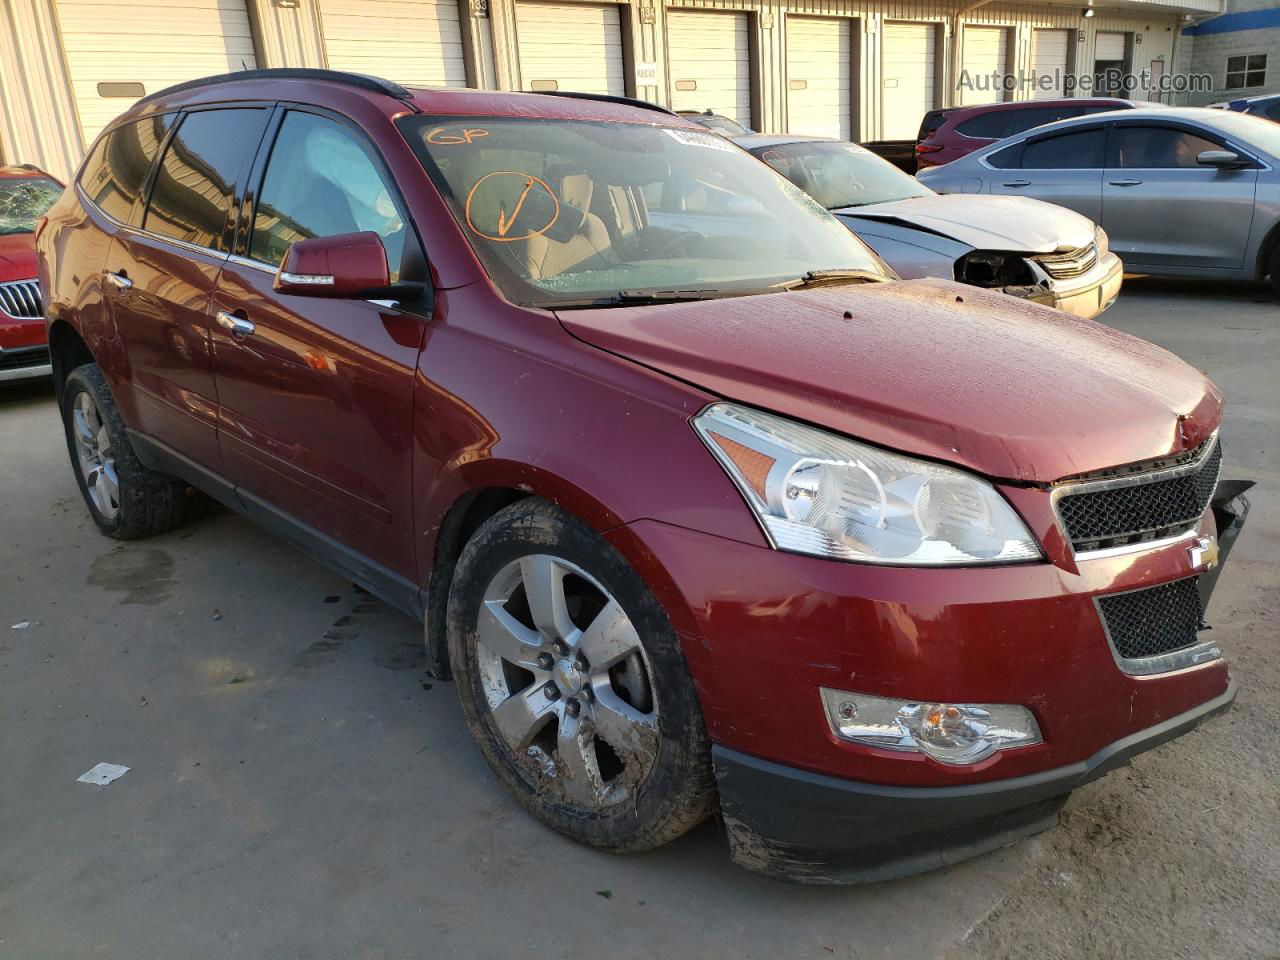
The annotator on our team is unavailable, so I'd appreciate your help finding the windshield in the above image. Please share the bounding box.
[402,118,885,307]
[0,177,61,235]
[750,141,932,210]
[1207,110,1280,159]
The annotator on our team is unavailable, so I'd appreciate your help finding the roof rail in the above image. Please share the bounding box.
[137,68,413,107]
[539,91,678,118]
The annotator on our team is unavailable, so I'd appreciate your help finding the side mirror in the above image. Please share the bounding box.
[1196,149,1250,169]
[274,231,420,300]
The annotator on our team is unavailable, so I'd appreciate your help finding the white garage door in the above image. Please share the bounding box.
[960,25,1010,106]
[881,22,935,140]
[786,17,852,140]
[515,2,625,95]
[54,0,258,145]
[1031,29,1071,99]
[1095,31,1127,63]
[667,11,752,127]
[319,0,467,88]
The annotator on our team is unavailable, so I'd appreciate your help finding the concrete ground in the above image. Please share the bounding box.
[1,278,1276,960]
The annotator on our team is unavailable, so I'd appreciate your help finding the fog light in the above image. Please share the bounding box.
[819,688,1042,765]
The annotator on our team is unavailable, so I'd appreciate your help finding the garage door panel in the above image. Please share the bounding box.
[55,0,258,144]
[882,22,935,140]
[1095,32,1126,62]
[786,17,852,140]
[667,10,752,126]
[320,0,467,88]
[1032,29,1070,100]
[960,25,1009,106]
[516,3,625,96]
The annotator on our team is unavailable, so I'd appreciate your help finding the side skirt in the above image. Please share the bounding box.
[129,429,425,621]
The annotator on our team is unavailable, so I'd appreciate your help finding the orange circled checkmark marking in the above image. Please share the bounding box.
[497,177,535,237]
[464,171,560,243]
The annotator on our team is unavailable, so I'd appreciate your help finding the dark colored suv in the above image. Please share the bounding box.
[39,69,1249,884]
[915,98,1146,169]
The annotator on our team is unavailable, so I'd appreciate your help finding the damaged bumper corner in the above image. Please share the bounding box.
[714,681,1237,885]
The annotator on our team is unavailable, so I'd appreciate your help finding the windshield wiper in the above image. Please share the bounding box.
[543,288,729,309]
[776,269,890,290]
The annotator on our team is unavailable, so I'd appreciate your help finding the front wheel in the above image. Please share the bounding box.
[1269,245,1280,298]
[446,499,715,852]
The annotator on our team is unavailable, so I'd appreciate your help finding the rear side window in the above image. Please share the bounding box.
[956,111,1013,140]
[1111,126,1221,168]
[79,114,174,225]
[917,109,949,141]
[1021,128,1106,169]
[144,108,268,251]
[985,142,1022,169]
[248,111,408,278]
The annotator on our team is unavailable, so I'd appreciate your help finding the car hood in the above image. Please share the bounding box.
[556,278,1221,484]
[833,194,1095,254]
[0,233,38,282]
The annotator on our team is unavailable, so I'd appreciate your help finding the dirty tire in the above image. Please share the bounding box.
[61,363,187,540]
[447,498,715,852]
[1270,245,1280,298]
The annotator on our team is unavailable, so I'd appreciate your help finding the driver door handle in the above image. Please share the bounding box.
[216,310,255,338]
[1109,178,1143,186]
[1002,179,1031,187]
[104,270,132,290]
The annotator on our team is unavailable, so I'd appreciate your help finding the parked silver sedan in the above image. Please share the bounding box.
[737,134,1123,318]
[918,107,1280,293]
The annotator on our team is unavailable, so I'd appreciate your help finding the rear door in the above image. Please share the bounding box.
[982,124,1106,221]
[209,107,426,583]
[1102,122,1258,269]
[102,107,269,467]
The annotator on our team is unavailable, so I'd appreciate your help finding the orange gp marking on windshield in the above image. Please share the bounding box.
[465,171,560,243]
[426,126,491,145]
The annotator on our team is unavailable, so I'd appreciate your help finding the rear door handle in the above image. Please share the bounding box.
[216,310,256,338]
[104,270,132,290]
[1109,179,1143,186]
[1002,179,1031,187]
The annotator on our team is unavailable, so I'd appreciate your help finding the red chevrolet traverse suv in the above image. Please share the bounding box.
[38,70,1249,883]
[1,165,62,382]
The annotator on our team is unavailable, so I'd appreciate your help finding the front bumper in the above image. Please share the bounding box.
[0,344,52,382]
[714,682,1236,884]
[1047,252,1124,319]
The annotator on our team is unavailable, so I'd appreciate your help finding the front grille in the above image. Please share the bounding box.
[1055,436,1222,552]
[1035,242,1098,279]
[0,279,42,319]
[0,345,50,372]
[1097,577,1203,661]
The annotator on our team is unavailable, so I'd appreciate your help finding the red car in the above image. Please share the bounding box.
[1,164,62,382]
[915,98,1147,170]
[38,69,1249,883]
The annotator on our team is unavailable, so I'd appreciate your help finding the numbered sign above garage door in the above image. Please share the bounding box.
[515,2,625,95]
[53,0,257,145]
[318,0,467,87]
[959,25,1011,106]
[881,22,936,140]
[786,17,854,140]
[1031,29,1071,99]
[667,11,752,128]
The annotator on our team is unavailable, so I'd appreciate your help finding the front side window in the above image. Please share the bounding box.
[1021,128,1106,169]
[0,177,62,235]
[1113,126,1220,168]
[1226,54,1267,90]
[145,108,268,251]
[250,111,407,277]
[403,119,884,307]
[752,141,930,209]
[79,113,174,224]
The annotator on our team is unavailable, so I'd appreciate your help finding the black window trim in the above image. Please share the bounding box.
[979,121,1110,171]
[1105,118,1265,171]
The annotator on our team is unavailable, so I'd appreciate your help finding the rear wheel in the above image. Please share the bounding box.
[1269,245,1280,298]
[61,363,187,539]
[447,499,714,852]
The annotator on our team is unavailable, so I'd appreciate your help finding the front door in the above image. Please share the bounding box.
[209,108,425,583]
[985,125,1107,222]
[1102,123,1258,269]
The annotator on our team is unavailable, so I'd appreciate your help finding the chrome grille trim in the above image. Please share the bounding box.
[1034,242,1098,280]
[0,279,42,319]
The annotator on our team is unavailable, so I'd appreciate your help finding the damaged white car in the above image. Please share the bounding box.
[737,134,1123,318]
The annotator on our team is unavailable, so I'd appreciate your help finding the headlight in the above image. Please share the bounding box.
[820,688,1042,765]
[1094,225,1109,258]
[694,403,1040,565]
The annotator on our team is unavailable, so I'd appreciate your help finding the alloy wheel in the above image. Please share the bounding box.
[71,391,120,521]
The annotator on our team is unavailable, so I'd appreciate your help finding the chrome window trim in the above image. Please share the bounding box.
[75,182,231,263]
[1092,576,1222,677]
[1052,431,1221,558]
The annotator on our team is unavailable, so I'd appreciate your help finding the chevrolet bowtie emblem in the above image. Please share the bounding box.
[1188,535,1219,572]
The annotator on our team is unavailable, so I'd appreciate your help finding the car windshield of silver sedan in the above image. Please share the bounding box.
[404,118,886,307]
[751,142,931,211]
[0,177,61,235]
